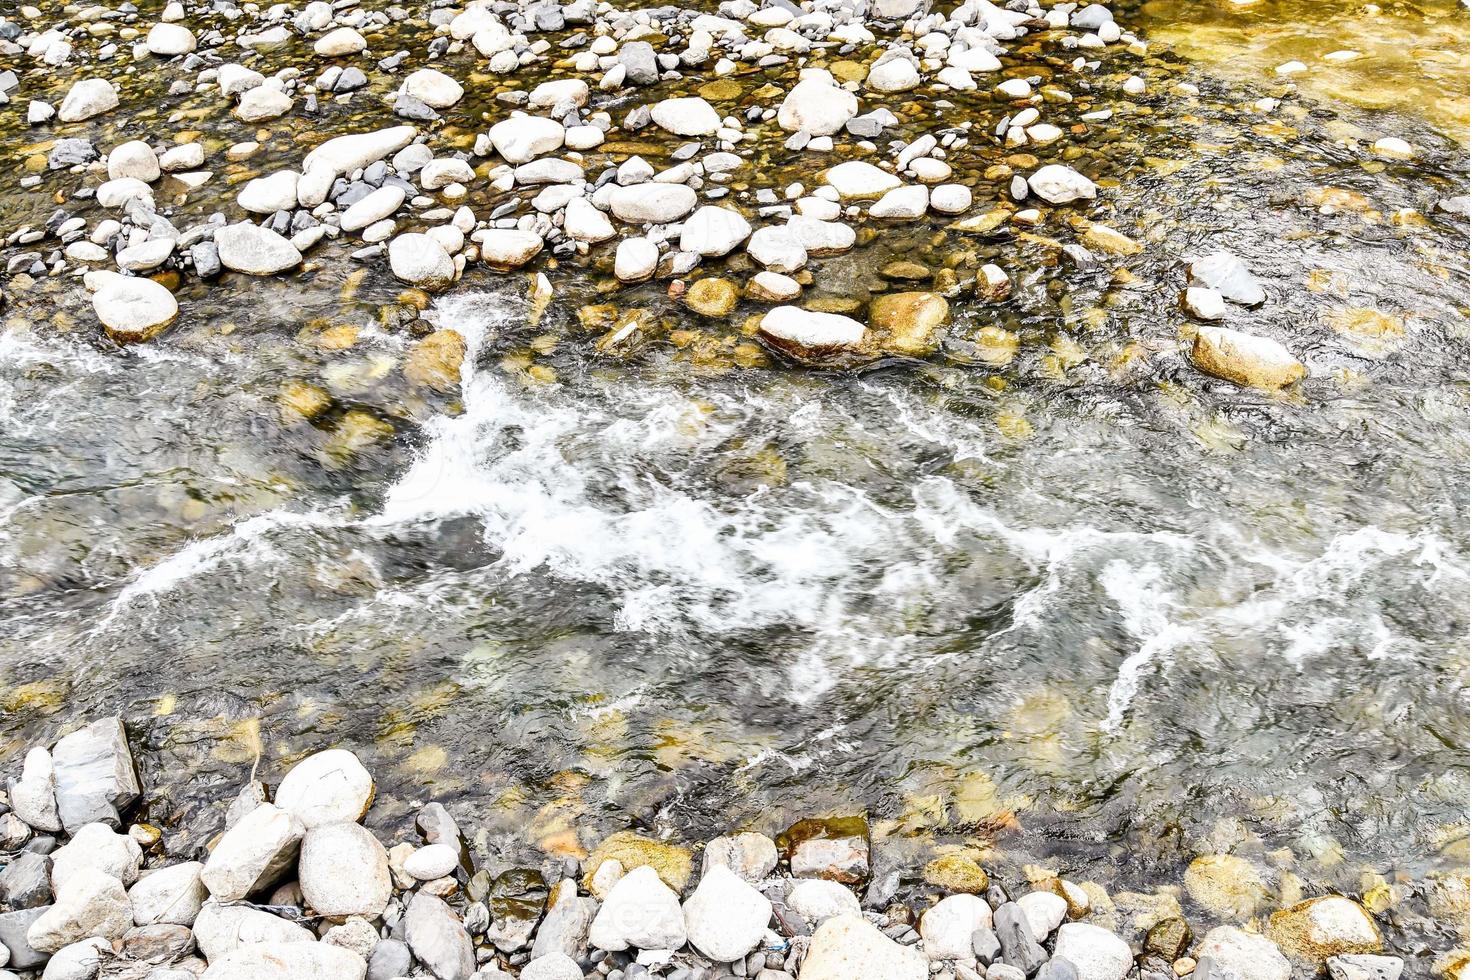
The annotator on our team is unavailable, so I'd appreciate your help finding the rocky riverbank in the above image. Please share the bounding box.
[0,0,1342,389]
[0,716,1455,980]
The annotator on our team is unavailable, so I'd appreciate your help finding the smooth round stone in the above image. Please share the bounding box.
[92,276,178,343]
[388,233,455,291]
[273,749,374,828]
[146,22,196,55]
[403,844,461,882]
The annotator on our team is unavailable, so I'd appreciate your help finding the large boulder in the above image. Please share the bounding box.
[215,223,302,276]
[802,914,926,980]
[1191,327,1305,391]
[200,803,304,902]
[51,718,140,833]
[92,275,179,344]
[757,306,869,366]
[589,866,686,952]
[1052,922,1133,980]
[199,941,366,980]
[51,823,143,891]
[26,868,132,954]
[298,823,391,918]
[405,892,475,980]
[683,865,771,962]
[919,894,993,961]
[58,79,118,122]
[1196,926,1291,980]
[777,72,859,135]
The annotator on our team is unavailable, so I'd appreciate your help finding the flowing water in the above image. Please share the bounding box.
[5,0,1470,960]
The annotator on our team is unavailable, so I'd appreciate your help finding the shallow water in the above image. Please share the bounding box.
[5,0,1470,960]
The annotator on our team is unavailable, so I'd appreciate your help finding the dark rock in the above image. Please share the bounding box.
[0,851,52,909]
[1144,917,1192,962]
[1035,957,1078,980]
[972,926,1001,966]
[190,241,221,278]
[49,138,98,169]
[0,905,51,970]
[618,41,659,85]
[994,902,1047,976]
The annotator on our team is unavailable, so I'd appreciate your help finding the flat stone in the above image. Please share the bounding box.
[1187,251,1266,306]
[192,902,314,962]
[802,914,926,980]
[679,206,752,256]
[480,229,544,270]
[1192,326,1305,391]
[200,803,304,901]
[198,941,367,980]
[51,718,140,833]
[1267,897,1381,962]
[825,161,901,200]
[609,184,698,223]
[129,862,207,927]
[303,127,417,177]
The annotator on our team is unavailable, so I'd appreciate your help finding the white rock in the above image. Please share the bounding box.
[26,867,132,954]
[683,865,771,963]
[51,823,143,891]
[679,206,752,256]
[235,87,292,122]
[786,879,862,924]
[997,78,1033,99]
[405,892,475,980]
[38,936,109,980]
[238,171,300,214]
[8,747,62,832]
[1028,164,1098,204]
[340,185,406,233]
[389,233,455,291]
[930,184,972,214]
[1052,923,1133,980]
[529,79,590,109]
[192,902,314,962]
[746,226,806,273]
[1018,892,1068,939]
[920,894,994,961]
[146,22,195,55]
[786,215,855,254]
[107,141,160,182]
[590,866,687,952]
[521,952,583,980]
[274,749,374,828]
[609,184,698,223]
[564,198,617,243]
[200,802,304,901]
[159,143,204,171]
[802,914,926,980]
[299,822,391,919]
[421,159,475,190]
[314,27,366,56]
[1182,286,1225,320]
[868,59,920,93]
[1373,136,1413,159]
[303,127,417,177]
[825,160,902,199]
[480,229,544,270]
[199,941,366,980]
[129,862,207,927]
[650,97,722,136]
[115,239,174,273]
[403,844,461,882]
[96,178,154,209]
[489,116,565,164]
[403,68,464,109]
[58,79,118,122]
[869,184,928,219]
[218,64,265,96]
[615,237,659,282]
[777,73,859,135]
[749,270,801,301]
[1193,326,1305,390]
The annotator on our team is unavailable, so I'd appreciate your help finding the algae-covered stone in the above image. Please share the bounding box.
[404,330,467,392]
[870,292,949,357]
[923,854,989,894]
[684,278,739,318]
[582,832,692,894]
[1184,854,1270,920]
[1267,896,1381,962]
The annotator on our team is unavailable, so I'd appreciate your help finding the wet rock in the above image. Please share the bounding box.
[1051,923,1130,980]
[684,864,772,962]
[802,914,926,980]
[787,216,855,255]
[1028,165,1097,204]
[778,72,859,135]
[922,855,989,895]
[9,748,62,832]
[994,902,1047,975]
[1267,896,1381,962]
[685,277,740,317]
[610,184,698,223]
[1143,917,1191,962]
[389,233,455,291]
[680,206,752,256]
[26,868,131,954]
[1183,855,1268,919]
[192,902,313,961]
[870,291,948,356]
[128,862,206,927]
[200,803,304,901]
[299,822,391,918]
[0,852,52,909]
[480,230,545,270]
[930,185,973,214]
[48,139,98,169]
[52,719,140,834]
[52,822,142,890]
[1186,252,1264,306]
[651,97,722,136]
[1195,926,1290,980]
[1326,954,1403,980]
[214,223,303,276]
[199,941,367,980]
[758,306,868,366]
[786,819,870,882]
[1181,287,1225,321]
[921,894,994,961]
[590,866,686,952]
[406,892,475,980]
[58,79,118,122]
[1192,326,1305,391]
